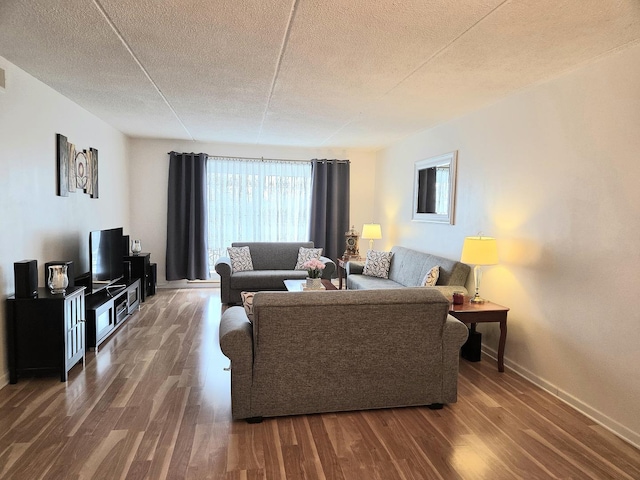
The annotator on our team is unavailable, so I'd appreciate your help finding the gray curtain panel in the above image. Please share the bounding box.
[166,152,209,280]
[309,159,350,264]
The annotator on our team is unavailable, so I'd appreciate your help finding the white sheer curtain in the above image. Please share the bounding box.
[206,156,312,274]
[435,166,450,214]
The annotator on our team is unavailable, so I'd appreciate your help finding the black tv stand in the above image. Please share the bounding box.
[85,278,141,351]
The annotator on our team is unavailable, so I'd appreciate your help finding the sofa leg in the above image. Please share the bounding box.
[428,403,444,410]
[246,416,263,424]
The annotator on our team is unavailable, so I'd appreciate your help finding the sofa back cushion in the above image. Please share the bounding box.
[232,242,314,270]
[388,246,470,287]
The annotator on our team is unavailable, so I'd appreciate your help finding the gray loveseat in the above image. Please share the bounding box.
[347,246,470,298]
[219,288,469,421]
[215,241,336,305]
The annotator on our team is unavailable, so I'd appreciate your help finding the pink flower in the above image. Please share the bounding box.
[302,258,325,278]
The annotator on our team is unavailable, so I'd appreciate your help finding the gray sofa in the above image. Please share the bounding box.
[219,288,469,421]
[215,241,336,305]
[347,246,470,298]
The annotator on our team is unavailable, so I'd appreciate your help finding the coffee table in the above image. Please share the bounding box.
[449,300,509,372]
[283,279,337,291]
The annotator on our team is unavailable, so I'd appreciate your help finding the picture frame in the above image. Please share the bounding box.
[55,133,98,198]
[412,151,457,224]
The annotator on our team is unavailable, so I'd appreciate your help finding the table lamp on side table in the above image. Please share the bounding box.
[460,235,498,304]
[361,223,382,251]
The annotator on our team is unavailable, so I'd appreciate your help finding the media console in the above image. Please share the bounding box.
[85,278,141,351]
[6,231,158,381]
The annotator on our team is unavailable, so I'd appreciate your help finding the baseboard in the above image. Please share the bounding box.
[161,279,220,289]
[481,345,640,450]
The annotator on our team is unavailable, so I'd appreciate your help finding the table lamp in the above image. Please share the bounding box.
[460,235,498,303]
[361,223,382,251]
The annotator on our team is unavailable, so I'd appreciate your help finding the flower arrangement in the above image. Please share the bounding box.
[302,258,325,278]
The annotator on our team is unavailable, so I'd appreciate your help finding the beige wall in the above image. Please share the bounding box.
[0,57,130,385]
[128,139,376,286]
[375,43,640,446]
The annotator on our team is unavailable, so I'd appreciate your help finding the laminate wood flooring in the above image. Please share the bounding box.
[0,288,638,479]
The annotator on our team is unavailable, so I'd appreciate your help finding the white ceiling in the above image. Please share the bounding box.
[2,0,640,149]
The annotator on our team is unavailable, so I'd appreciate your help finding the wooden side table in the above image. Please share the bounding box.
[449,300,509,372]
[337,256,362,289]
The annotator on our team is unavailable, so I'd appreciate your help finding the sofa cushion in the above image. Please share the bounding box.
[232,242,314,270]
[228,246,254,272]
[363,250,393,279]
[387,246,470,287]
[422,265,440,287]
[348,275,405,290]
[241,291,255,322]
[230,269,307,290]
[294,247,323,270]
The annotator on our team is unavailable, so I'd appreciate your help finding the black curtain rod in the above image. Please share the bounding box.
[168,152,350,164]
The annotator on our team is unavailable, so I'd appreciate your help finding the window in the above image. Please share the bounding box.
[206,156,312,275]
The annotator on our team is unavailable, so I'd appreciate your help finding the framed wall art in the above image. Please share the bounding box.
[56,134,98,199]
[412,151,457,224]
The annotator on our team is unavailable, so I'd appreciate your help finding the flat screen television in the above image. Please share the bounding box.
[89,227,124,293]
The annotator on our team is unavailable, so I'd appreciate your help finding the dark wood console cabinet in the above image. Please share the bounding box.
[85,278,140,351]
[7,286,85,383]
[124,253,156,302]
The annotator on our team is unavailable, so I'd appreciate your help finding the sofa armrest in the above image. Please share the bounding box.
[219,306,254,419]
[320,256,336,279]
[441,315,469,403]
[345,260,364,275]
[215,256,232,304]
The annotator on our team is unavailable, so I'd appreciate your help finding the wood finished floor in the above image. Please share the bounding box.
[0,288,639,480]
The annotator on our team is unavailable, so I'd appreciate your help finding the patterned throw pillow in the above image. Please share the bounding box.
[294,247,323,270]
[362,250,393,279]
[241,291,254,322]
[227,246,254,272]
[422,265,440,287]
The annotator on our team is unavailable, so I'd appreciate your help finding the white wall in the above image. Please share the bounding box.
[375,43,640,446]
[128,138,377,286]
[0,57,130,384]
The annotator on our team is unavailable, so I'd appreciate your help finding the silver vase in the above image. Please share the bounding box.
[47,265,69,294]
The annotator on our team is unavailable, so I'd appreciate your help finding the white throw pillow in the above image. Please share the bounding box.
[241,291,254,322]
[227,246,254,272]
[294,247,323,270]
[422,265,440,287]
[362,250,393,279]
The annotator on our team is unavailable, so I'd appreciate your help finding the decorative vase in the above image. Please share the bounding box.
[131,239,142,255]
[306,277,322,290]
[47,265,69,294]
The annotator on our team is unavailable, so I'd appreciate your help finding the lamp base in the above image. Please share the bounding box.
[469,294,486,304]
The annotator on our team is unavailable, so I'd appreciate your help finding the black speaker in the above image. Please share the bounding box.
[149,262,157,296]
[123,261,132,282]
[461,330,482,362]
[122,235,130,256]
[44,261,74,288]
[14,260,38,298]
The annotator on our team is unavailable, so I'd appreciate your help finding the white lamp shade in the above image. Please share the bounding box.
[361,223,382,240]
[461,236,498,265]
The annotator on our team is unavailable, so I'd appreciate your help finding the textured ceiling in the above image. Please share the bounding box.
[1,0,640,149]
